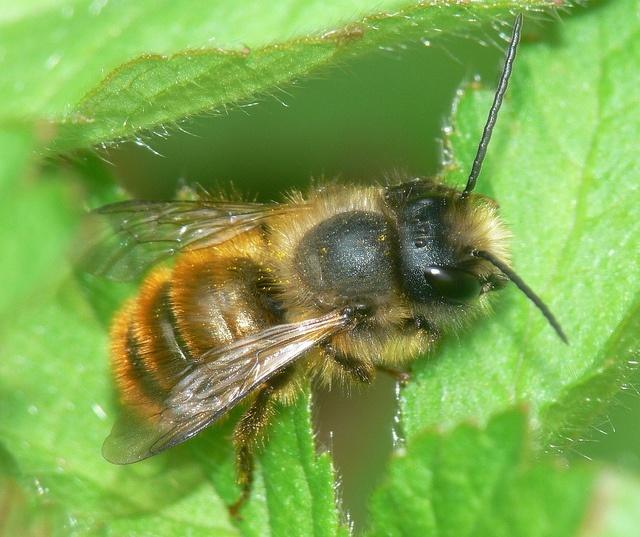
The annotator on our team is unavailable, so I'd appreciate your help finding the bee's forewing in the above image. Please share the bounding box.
[102,310,350,464]
[80,200,296,281]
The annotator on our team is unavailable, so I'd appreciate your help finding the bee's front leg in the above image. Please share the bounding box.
[322,342,375,384]
[375,365,411,385]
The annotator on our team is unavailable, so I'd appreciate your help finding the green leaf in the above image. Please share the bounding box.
[0,128,76,315]
[0,0,561,151]
[579,472,640,537]
[402,0,640,451]
[368,409,640,537]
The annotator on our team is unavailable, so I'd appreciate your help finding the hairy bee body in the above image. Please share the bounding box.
[111,182,507,421]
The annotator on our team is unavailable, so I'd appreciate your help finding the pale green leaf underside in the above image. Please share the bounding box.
[0,0,559,150]
[402,0,640,450]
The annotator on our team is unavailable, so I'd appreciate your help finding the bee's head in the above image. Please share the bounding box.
[379,14,565,342]
[384,179,510,307]
[384,178,566,342]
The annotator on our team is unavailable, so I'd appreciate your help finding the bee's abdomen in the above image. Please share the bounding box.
[170,244,278,358]
[111,267,190,409]
[110,230,278,409]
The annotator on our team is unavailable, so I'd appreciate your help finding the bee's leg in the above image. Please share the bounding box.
[375,365,411,385]
[228,370,291,517]
[228,386,275,517]
[323,343,374,384]
[373,316,436,385]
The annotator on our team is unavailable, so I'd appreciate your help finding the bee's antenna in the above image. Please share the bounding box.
[472,249,568,344]
[461,14,523,198]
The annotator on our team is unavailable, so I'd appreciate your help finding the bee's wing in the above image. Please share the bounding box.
[102,309,351,464]
[81,200,294,281]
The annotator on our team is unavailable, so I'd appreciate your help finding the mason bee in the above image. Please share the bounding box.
[85,14,565,513]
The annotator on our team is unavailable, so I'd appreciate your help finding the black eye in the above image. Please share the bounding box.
[423,267,481,304]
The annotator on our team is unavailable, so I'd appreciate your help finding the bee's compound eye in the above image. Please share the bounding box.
[423,267,481,304]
